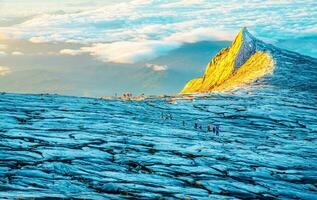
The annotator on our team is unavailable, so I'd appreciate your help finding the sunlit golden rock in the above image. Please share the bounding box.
[180,28,274,94]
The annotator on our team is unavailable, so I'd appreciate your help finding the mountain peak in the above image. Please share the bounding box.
[239,27,254,39]
[240,27,250,35]
[232,27,257,68]
[180,28,274,94]
[239,27,248,36]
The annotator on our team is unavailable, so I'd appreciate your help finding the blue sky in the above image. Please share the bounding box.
[0,0,316,61]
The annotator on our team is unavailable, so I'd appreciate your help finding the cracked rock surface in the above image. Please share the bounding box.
[0,87,316,199]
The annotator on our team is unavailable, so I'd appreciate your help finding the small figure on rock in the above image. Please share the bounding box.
[207,124,212,132]
[216,125,220,135]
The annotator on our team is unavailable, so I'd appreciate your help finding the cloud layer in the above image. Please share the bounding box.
[0,66,11,76]
[58,27,234,64]
[1,0,316,62]
[145,63,168,72]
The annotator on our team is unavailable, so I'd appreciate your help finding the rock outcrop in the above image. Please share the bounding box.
[180,28,274,94]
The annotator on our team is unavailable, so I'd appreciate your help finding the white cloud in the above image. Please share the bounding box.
[29,36,47,44]
[58,27,234,64]
[160,0,205,8]
[146,63,168,71]
[2,0,315,44]
[81,41,180,63]
[0,44,7,50]
[130,0,154,5]
[60,49,82,56]
[11,51,24,56]
[0,33,8,40]
[61,40,181,64]
[0,0,315,60]
[0,66,11,76]
[165,28,233,43]
[0,51,7,57]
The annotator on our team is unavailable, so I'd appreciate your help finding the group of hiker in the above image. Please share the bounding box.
[122,93,133,98]
[161,112,173,120]
[161,112,221,135]
[113,92,146,101]
[194,122,220,135]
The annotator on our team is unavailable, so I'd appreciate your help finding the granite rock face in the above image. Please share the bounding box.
[234,27,256,68]
[180,28,273,94]
[0,81,316,199]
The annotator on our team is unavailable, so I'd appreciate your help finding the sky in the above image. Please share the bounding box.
[0,0,316,96]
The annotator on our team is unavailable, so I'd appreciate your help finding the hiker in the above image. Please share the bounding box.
[216,125,220,136]
[207,124,212,132]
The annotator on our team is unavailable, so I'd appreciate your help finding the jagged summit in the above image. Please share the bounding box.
[234,27,256,68]
[180,27,274,94]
